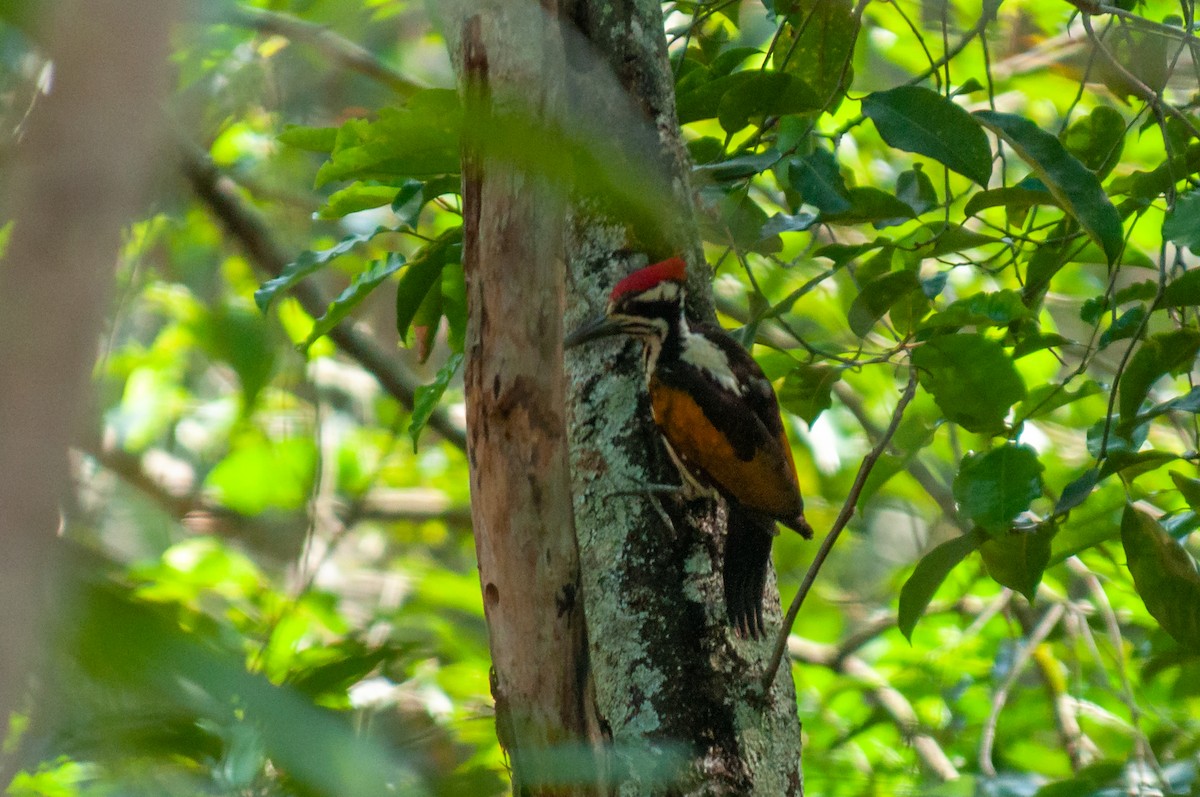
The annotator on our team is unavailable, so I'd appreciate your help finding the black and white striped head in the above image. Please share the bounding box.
[565,258,686,348]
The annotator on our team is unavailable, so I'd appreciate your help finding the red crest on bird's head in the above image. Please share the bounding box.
[610,257,687,302]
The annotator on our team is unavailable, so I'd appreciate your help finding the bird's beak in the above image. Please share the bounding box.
[564,314,624,349]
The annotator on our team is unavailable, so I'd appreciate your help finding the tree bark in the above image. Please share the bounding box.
[445,1,804,794]
[449,3,606,795]
[561,3,803,795]
[0,0,180,783]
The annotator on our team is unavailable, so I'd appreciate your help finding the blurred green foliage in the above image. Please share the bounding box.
[2,0,1200,794]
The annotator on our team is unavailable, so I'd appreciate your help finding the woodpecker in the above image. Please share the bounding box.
[566,256,813,638]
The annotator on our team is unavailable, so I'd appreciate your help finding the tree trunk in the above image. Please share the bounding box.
[445,1,804,794]
[450,4,606,796]
[561,3,804,795]
[0,0,180,783]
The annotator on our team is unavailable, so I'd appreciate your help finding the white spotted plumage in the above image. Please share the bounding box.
[678,321,744,396]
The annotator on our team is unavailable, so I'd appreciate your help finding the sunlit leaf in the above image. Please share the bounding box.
[862,86,992,186]
[1117,329,1200,425]
[410,353,464,451]
[301,254,406,351]
[912,334,1026,434]
[1063,106,1126,179]
[1164,190,1200,253]
[778,364,841,423]
[953,444,1044,534]
[964,186,1059,218]
[847,270,921,336]
[975,111,1124,265]
[255,227,392,311]
[921,290,1029,329]
[980,523,1054,601]
[1122,505,1200,651]
[821,187,916,227]
[788,148,851,213]
[899,530,986,641]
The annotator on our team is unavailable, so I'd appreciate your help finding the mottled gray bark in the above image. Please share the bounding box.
[0,0,180,785]
[561,3,803,795]
[444,1,803,794]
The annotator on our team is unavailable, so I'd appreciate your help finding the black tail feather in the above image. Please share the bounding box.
[723,506,775,639]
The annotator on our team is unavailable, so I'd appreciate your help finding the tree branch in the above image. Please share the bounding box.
[180,148,469,452]
[979,602,1066,776]
[228,5,423,96]
[789,637,961,781]
[762,367,919,690]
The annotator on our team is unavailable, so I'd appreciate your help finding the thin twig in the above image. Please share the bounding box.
[979,602,1066,776]
[789,637,961,781]
[1079,13,1200,141]
[761,366,919,690]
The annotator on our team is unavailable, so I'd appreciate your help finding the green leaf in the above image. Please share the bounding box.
[761,211,819,237]
[409,352,464,452]
[1016,380,1102,422]
[1170,470,1200,512]
[921,290,1029,329]
[915,223,1001,258]
[693,150,781,181]
[1133,386,1200,425]
[315,95,461,188]
[709,47,762,77]
[980,523,1054,600]
[1163,190,1200,253]
[1056,468,1100,514]
[395,230,462,343]
[1098,305,1147,348]
[255,227,392,311]
[1118,329,1200,424]
[1012,332,1071,359]
[861,86,993,186]
[716,72,822,133]
[974,111,1124,265]
[317,183,406,220]
[963,186,1059,218]
[197,303,277,409]
[1122,504,1200,651]
[774,0,858,108]
[1063,106,1126,179]
[677,71,819,128]
[896,165,938,214]
[912,334,1026,434]
[441,262,467,355]
[300,254,406,351]
[1161,267,1200,306]
[277,124,338,153]
[953,444,1045,534]
[778,364,842,424]
[1109,143,1200,201]
[1100,449,1178,481]
[899,530,986,641]
[788,149,852,213]
[821,187,916,227]
[847,270,921,337]
[206,437,318,515]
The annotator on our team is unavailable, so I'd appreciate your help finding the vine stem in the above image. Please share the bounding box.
[761,366,919,691]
